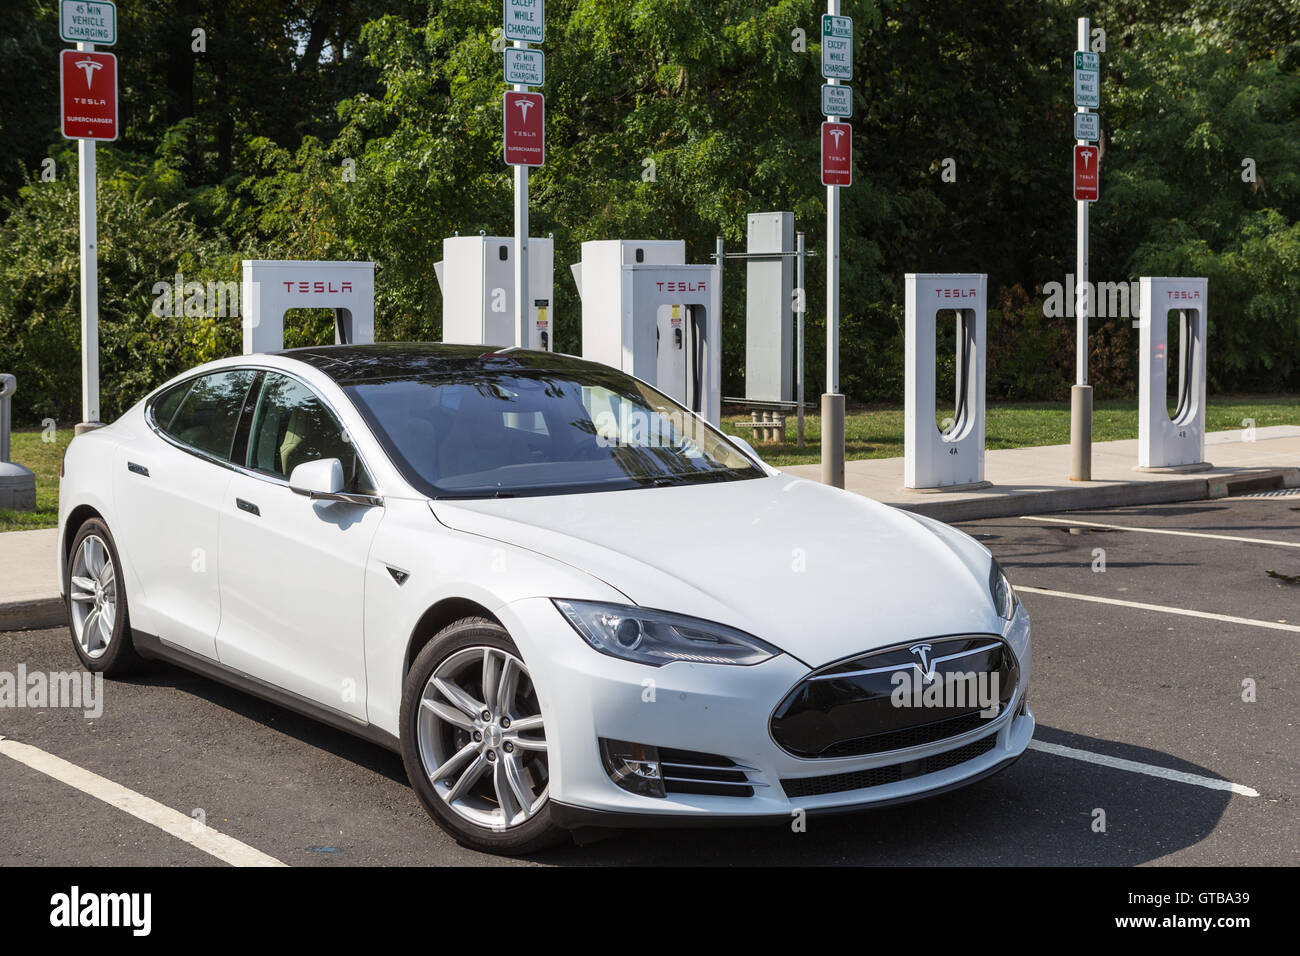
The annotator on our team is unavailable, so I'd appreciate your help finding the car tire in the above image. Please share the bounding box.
[65,518,144,677]
[399,617,567,855]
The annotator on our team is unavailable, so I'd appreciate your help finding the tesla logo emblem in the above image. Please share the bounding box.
[828,127,845,146]
[1078,148,1095,168]
[75,58,103,88]
[516,99,534,122]
[909,643,937,682]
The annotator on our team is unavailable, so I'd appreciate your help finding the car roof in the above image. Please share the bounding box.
[275,343,608,385]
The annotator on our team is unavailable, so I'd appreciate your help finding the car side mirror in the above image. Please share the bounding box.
[287,458,383,507]
[289,458,344,497]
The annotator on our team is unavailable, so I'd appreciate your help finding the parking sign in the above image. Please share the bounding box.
[1074,111,1099,142]
[59,0,116,46]
[504,0,544,44]
[1074,51,1100,109]
[821,15,852,81]
[505,48,545,86]
[821,84,853,118]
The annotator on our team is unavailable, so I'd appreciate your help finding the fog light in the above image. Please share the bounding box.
[599,738,665,798]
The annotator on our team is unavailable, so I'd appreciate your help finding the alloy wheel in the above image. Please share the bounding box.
[69,534,117,660]
[416,646,549,830]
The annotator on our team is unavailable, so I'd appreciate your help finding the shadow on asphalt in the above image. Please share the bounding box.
[33,639,1238,865]
[124,659,408,786]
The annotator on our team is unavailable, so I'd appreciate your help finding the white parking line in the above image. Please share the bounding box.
[0,735,286,867]
[1021,514,1300,549]
[1016,585,1300,633]
[1028,740,1260,797]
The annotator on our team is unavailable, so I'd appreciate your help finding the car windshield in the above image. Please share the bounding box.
[344,365,764,498]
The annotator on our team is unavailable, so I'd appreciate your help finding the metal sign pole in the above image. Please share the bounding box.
[513,39,529,349]
[1069,16,1093,480]
[796,231,806,447]
[821,0,845,488]
[77,39,100,429]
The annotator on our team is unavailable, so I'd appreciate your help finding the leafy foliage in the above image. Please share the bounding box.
[2,0,1298,424]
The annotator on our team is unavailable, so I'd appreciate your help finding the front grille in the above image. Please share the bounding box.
[770,635,1018,759]
[818,711,992,757]
[659,747,755,798]
[780,734,998,799]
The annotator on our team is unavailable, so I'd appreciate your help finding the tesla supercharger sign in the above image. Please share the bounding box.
[60,48,118,141]
[503,91,545,167]
[1074,144,1099,201]
[821,122,852,187]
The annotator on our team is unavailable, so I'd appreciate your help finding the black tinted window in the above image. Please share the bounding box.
[245,373,373,494]
[344,367,761,498]
[157,369,256,461]
[150,380,191,432]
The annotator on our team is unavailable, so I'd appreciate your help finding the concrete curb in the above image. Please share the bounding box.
[0,597,65,633]
[895,466,1300,523]
[1,462,1297,631]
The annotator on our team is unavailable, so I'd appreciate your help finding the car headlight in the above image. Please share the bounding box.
[990,559,1018,620]
[553,599,780,667]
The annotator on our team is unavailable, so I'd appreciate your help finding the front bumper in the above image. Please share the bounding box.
[498,597,1034,827]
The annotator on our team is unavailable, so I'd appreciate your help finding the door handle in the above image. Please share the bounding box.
[127,461,150,477]
[235,498,260,516]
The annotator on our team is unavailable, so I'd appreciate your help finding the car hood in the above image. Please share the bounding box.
[430,475,1002,669]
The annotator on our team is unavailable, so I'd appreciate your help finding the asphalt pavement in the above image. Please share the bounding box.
[1,493,1296,865]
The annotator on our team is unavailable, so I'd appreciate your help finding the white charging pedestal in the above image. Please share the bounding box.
[572,240,722,425]
[241,260,375,354]
[434,236,554,351]
[1137,277,1211,472]
[904,273,989,490]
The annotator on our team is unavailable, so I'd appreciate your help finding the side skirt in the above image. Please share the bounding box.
[132,630,401,754]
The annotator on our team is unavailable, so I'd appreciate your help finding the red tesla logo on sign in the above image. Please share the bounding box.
[503,92,545,167]
[60,49,118,141]
[1074,144,1099,201]
[821,122,852,187]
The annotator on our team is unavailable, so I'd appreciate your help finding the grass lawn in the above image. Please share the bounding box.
[0,426,74,533]
[721,396,1300,467]
[1,396,1295,531]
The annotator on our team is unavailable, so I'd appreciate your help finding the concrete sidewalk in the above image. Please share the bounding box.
[1,426,1297,632]
[0,528,62,632]
[784,425,1300,521]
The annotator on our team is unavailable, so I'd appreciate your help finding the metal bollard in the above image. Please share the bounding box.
[0,373,15,464]
[0,373,36,511]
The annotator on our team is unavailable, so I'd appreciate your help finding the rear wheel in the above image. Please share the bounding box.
[399,617,565,855]
[66,518,143,676]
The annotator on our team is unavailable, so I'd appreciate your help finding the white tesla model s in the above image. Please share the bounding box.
[58,344,1032,853]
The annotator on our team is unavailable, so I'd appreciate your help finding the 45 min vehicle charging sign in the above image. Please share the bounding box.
[59,0,117,45]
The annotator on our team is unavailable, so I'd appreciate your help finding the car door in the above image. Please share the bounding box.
[114,368,259,660]
[215,370,383,721]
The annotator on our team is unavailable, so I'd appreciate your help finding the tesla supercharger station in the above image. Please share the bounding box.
[1137,276,1210,471]
[745,212,795,403]
[241,260,375,354]
[572,239,722,425]
[434,236,554,351]
[904,273,989,490]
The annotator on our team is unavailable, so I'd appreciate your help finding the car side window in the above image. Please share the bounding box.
[149,380,191,433]
[245,372,375,494]
[152,369,257,461]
